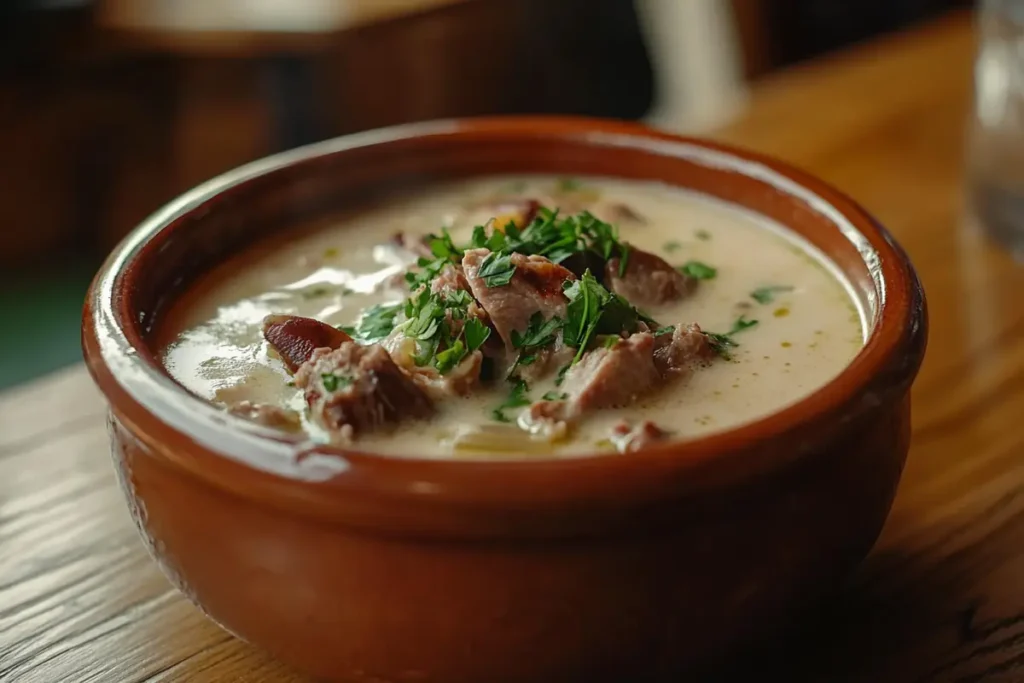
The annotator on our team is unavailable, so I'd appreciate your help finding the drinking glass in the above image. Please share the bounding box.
[967,0,1024,255]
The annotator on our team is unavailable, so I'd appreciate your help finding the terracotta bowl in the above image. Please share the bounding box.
[82,117,927,682]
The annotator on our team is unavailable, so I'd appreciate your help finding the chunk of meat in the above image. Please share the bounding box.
[430,264,470,297]
[406,350,484,400]
[520,326,713,439]
[462,249,574,349]
[609,420,670,453]
[294,343,433,440]
[227,400,302,431]
[653,323,715,376]
[515,344,575,384]
[519,334,661,439]
[262,315,352,373]
[605,246,696,308]
[563,333,662,411]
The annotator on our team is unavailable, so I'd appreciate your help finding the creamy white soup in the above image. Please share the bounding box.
[160,176,866,458]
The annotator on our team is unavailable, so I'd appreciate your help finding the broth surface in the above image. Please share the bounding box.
[159,176,865,458]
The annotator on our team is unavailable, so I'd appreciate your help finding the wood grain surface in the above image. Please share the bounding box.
[4,10,1024,682]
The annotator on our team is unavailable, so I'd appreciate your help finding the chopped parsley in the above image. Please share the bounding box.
[678,261,717,280]
[477,251,517,287]
[663,240,683,253]
[563,270,653,364]
[750,285,794,304]
[542,391,569,401]
[492,379,531,422]
[427,227,463,260]
[508,312,562,374]
[348,302,402,343]
[398,287,493,375]
[695,229,711,241]
[404,256,450,289]
[321,373,353,392]
[706,315,759,359]
[463,317,491,352]
[433,340,466,374]
[554,363,570,386]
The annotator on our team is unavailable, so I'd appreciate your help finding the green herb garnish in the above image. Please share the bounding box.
[750,285,794,305]
[321,373,353,392]
[678,261,717,280]
[695,229,711,241]
[427,227,463,260]
[464,318,492,353]
[433,340,466,374]
[404,256,450,289]
[492,379,531,422]
[706,315,759,359]
[562,270,652,364]
[542,391,569,401]
[349,302,402,343]
[508,312,562,374]
[663,240,683,253]
[477,251,517,287]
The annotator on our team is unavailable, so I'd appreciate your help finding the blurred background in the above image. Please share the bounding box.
[0,0,972,389]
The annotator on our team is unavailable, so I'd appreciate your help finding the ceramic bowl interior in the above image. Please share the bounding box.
[86,117,924,532]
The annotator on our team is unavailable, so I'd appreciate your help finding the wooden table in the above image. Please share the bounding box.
[3,11,1023,682]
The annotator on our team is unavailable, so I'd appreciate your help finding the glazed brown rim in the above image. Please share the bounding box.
[83,116,926,536]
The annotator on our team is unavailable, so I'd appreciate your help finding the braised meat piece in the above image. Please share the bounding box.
[294,343,433,441]
[406,350,484,400]
[262,315,352,372]
[653,323,715,376]
[605,246,696,308]
[562,333,662,411]
[462,249,574,350]
[520,325,714,440]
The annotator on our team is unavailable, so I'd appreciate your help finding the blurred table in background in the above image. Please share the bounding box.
[5,9,1024,683]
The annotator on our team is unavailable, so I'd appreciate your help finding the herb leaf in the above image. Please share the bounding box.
[511,312,562,350]
[321,373,352,392]
[563,270,653,364]
[663,240,683,253]
[434,339,467,375]
[427,227,463,260]
[350,303,402,343]
[678,261,718,280]
[478,251,517,287]
[706,315,759,358]
[464,318,491,352]
[750,285,794,305]
[542,391,569,401]
[492,379,531,422]
[727,315,759,335]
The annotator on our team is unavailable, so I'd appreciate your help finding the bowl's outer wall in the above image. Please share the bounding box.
[84,117,927,682]
[110,396,909,682]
